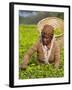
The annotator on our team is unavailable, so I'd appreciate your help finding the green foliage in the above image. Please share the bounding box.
[19,24,64,79]
[54,28,63,36]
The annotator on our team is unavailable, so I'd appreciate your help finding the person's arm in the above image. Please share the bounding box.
[20,41,38,69]
[54,41,60,69]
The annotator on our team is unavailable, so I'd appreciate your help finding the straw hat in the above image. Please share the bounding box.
[37,17,64,35]
[37,17,64,48]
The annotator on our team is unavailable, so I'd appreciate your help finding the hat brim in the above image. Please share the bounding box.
[37,17,64,34]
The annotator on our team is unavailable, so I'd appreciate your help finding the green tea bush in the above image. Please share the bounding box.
[19,25,64,79]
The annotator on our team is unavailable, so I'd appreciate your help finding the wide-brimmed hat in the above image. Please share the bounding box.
[37,17,64,35]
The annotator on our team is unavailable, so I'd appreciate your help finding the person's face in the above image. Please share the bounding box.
[41,32,53,45]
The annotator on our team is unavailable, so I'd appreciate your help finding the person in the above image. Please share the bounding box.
[20,25,60,69]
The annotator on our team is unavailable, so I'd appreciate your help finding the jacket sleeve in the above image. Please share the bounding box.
[54,41,60,68]
[22,41,39,66]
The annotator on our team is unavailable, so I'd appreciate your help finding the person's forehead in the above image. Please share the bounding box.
[42,31,53,35]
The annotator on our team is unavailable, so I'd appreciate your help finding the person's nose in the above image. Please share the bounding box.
[44,38,47,42]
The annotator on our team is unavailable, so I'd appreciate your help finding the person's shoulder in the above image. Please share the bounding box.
[54,38,60,47]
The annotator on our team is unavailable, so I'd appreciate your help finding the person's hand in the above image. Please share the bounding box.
[19,64,27,70]
[54,64,59,69]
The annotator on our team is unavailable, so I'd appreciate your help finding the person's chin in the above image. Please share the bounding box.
[43,43,48,46]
